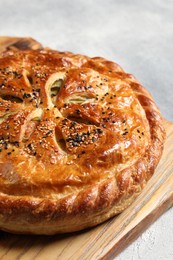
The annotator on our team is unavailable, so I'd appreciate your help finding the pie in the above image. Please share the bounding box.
[0,43,166,234]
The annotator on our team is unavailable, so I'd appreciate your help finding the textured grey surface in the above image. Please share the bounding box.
[0,0,173,259]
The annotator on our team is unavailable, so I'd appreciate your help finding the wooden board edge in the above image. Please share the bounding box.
[101,120,173,259]
[103,184,173,259]
[0,36,42,52]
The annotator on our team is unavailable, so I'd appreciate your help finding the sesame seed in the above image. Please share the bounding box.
[76,109,81,115]
[23,93,31,99]
[92,137,96,142]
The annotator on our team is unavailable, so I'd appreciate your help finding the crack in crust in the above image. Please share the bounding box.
[0,47,166,234]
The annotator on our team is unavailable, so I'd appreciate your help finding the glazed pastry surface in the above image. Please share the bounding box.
[0,48,165,234]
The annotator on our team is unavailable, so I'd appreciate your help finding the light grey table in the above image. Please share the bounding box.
[0,0,173,259]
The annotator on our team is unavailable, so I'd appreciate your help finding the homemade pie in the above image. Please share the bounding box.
[0,43,165,234]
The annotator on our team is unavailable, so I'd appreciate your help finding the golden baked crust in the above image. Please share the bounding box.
[0,47,165,234]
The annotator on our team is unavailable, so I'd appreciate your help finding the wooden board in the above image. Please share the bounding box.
[0,37,173,260]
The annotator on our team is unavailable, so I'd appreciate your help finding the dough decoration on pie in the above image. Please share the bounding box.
[0,41,165,234]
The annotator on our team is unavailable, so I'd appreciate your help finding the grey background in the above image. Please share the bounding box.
[0,0,173,259]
